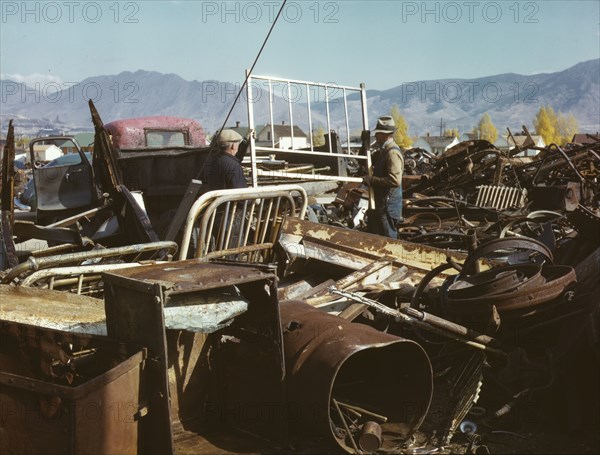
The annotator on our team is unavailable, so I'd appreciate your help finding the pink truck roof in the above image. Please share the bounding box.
[104,116,206,149]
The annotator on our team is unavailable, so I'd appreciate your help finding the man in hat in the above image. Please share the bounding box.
[203,129,247,255]
[207,129,247,191]
[362,116,404,239]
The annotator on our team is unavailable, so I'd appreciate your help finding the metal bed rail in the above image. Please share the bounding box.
[179,185,308,261]
[245,72,370,187]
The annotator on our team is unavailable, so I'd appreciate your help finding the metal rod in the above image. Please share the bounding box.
[306,83,313,152]
[255,168,362,182]
[337,400,388,423]
[268,78,275,148]
[343,87,351,154]
[325,85,332,154]
[246,69,259,187]
[77,274,83,294]
[223,201,238,250]
[250,74,364,92]
[328,287,506,357]
[332,399,361,454]
[287,81,294,148]
[2,242,178,284]
[253,145,369,160]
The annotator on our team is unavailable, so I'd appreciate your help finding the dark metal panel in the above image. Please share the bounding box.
[103,280,174,454]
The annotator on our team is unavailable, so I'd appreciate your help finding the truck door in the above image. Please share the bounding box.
[29,137,96,222]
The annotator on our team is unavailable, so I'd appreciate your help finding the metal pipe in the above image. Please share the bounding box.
[306,83,313,152]
[250,74,364,91]
[246,69,259,187]
[255,168,362,182]
[287,81,295,148]
[2,241,177,284]
[325,85,332,154]
[329,288,505,357]
[343,88,351,155]
[268,79,275,148]
[337,401,388,423]
[253,145,370,160]
[20,263,145,287]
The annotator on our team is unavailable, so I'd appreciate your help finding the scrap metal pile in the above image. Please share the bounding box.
[282,133,600,452]
[1,110,599,455]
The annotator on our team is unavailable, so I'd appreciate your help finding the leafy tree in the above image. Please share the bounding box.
[533,105,559,144]
[312,126,325,147]
[444,128,460,138]
[389,105,412,148]
[16,136,30,148]
[534,105,579,145]
[473,113,498,143]
[557,112,579,145]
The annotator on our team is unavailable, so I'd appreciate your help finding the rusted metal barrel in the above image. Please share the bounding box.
[280,301,433,453]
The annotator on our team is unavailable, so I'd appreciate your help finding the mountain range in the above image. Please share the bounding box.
[1,59,598,137]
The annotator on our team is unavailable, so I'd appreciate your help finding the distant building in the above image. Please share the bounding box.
[494,134,545,157]
[227,121,259,140]
[571,133,600,145]
[459,132,478,142]
[412,134,459,156]
[340,136,364,153]
[32,144,63,161]
[256,122,308,149]
[59,133,95,153]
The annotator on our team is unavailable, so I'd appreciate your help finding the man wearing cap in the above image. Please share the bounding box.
[207,129,247,191]
[362,116,404,239]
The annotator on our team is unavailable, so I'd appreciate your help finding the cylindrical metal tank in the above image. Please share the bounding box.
[280,300,433,453]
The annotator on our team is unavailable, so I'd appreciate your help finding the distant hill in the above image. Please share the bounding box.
[1,59,598,137]
[356,59,600,135]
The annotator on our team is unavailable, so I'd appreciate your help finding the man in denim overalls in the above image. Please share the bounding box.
[363,116,404,239]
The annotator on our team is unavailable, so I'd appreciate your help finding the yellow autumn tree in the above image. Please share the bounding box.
[533,105,579,146]
[557,112,579,145]
[534,105,559,144]
[473,113,498,143]
[389,105,412,148]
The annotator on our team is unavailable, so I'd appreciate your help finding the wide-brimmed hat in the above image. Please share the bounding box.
[372,116,397,134]
[216,129,243,144]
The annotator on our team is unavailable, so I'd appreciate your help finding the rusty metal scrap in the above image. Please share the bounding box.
[280,300,433,453]
[1,120,18,269]
[2,241,177,286]
[278,216,467,274]
[103,260,286,451]
[2,106,599,455]
[447,264,577,321]
[405,140,507,198]
[0,319,145,455]
[403,137,600,213]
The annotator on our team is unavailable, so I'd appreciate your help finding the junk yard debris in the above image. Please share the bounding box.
[1,76,599,454]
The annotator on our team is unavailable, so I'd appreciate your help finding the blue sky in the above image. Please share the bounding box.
[1,0,599,90]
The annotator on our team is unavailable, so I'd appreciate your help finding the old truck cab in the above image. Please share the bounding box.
[104,116,206,149]
[103,116,211,235]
